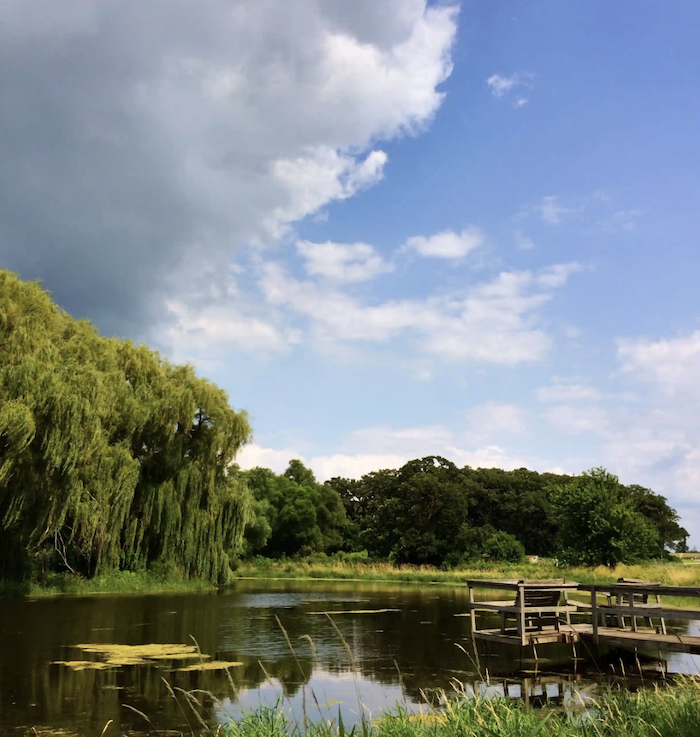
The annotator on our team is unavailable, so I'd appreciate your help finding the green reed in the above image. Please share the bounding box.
[220,680,700,737]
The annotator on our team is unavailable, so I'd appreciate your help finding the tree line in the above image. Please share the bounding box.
[237,457,688,568]
[0,270,688,583]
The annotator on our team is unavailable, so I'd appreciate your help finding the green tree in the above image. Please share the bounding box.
[552,468,659,567]
[0,270,252,583]
[242,462,347,557]
[623,484,688,554]
[361,457,474,565]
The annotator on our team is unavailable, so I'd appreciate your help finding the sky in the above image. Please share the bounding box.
[2,0,700,543]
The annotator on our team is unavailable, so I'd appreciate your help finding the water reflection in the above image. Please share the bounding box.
[0,579,697,735]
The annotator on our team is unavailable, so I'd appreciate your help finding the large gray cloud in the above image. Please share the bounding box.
[0,0,457,337]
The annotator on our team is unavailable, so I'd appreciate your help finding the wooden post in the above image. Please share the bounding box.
[629,589,637,632]
[469,582,476,636]
[591,586,599,644]
[518,583,526,647]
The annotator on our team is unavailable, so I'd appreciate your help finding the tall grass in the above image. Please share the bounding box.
[210,680,700,737]
[7,556,700,599]
[234,555,700,588]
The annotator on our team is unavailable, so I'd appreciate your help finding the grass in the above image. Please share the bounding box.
[0,569,217,598]
[4,556,700,600]
[234,555,700,588]
[139,609,700,737]
[198,679,700,737]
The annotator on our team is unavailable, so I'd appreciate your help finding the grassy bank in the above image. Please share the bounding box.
[234,555,700,588]
[4,556,699,599]
[0,570,217,598]
[223,681,700,737]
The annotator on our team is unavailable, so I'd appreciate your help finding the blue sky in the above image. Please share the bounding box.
[2,1,699,541]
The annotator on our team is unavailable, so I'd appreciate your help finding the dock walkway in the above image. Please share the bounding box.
[463,579,700,654]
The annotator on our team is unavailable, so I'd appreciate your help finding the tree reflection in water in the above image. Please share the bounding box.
[0,580,693,735]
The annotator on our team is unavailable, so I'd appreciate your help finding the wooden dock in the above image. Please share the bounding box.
[463,579,700,655]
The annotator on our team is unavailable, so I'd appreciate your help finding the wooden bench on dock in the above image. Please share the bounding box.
[465,579,582,647]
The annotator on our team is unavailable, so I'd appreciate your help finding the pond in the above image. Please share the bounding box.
[0,579,698,735]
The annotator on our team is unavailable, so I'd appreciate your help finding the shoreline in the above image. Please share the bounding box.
[3,558,699,599]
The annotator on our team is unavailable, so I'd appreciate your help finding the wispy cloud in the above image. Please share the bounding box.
[486,72,534,107]
[539,195,569,225]
[258,260,581,365]
[514,231,535,250]
[465,402,528,442]
[597,209,643,234]
[487,73,521,97]
[296,240,393,282]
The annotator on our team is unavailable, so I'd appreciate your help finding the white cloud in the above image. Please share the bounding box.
[404,227,484,259]
[465,402,527,441]
[235,443,303,475]
[165,298,288,358]
[296,240,393,282]
[307,453,408,480]
[536,382,603,404]
[534,334,700,543]
[515,231,535,251]
[237,422,557,481]
[486,72,533,106]
[0,0,459,335]
[544,404,610,435]
[268,150,389,236]
[597,209,642,234]
[618,331,700,398]
[486,73,521,98]
[538,195,569,225]
[350,425,454,455]
[536,262,584,288]
[258,261,580,364]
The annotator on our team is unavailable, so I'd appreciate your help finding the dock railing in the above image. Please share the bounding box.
[578,582,700,648]
[465,579,700,654]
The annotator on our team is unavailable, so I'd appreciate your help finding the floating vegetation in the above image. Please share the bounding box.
[176,660,243,672]
[68,643,207,667]
[308,609,400,615]
[53,660,115,671]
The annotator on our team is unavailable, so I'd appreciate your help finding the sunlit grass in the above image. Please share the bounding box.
[217,680,700,737]
[0,570,217,598]
[234,556,700,588]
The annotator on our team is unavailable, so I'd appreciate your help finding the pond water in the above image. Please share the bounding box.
[0,579,698,735]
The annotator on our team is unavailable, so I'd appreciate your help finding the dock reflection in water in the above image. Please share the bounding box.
[0,579,697,736]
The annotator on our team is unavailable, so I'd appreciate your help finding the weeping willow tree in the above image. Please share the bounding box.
[0,270,252,583]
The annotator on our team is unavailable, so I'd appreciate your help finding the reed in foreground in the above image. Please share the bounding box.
[223,681,700,737]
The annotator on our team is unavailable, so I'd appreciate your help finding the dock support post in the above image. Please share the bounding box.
[591,587,599,644]
[518,583,526,647]
[468,582,476,636]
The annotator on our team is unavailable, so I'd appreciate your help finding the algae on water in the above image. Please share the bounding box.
[176,660,243,672]
[308,609,400,615]
[53,660,115,671]
[55,643,208,669]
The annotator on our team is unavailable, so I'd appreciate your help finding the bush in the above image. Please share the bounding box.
[484,531,525,563]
